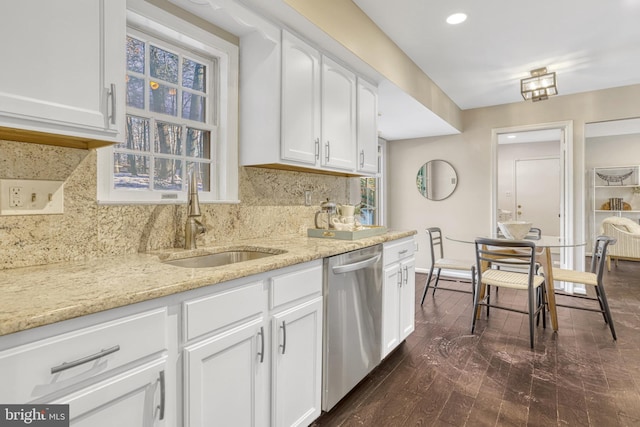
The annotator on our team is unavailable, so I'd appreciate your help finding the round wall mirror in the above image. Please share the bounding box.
[416,160,458,200]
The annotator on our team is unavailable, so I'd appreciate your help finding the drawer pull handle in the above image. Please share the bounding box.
[398,249,409,255]
[280,321,287,355]
[257,327,265,363]
[50,345,120,374]
[158,370,166,420]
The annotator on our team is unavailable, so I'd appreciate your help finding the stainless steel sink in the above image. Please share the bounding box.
[163,249,283,268]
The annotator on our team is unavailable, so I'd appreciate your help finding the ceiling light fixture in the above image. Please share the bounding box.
[521,67,558,102]
[446,13,467,25]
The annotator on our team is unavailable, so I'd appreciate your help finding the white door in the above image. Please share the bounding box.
[356,78,379,174]
[281,31,321,165]
[515,157,561,236]
[399,257,416,341]
[381,264,401,359]
[0,0,125,142]
[321,56,356,171]
[184,318,267,427]
[54,358,167,427]
[271,298,323,427]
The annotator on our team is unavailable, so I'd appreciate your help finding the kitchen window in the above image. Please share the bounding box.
[97,5,238,204]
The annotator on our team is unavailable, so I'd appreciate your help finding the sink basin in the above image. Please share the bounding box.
[163,249,283,268]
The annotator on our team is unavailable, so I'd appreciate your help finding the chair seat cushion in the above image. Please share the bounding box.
[481,269,545,289]
[551,268,597,286]
[435,258,474,270]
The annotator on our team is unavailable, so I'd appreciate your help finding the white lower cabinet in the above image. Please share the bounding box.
[381,237,416,359]
[271,298,322,427]
[53,357,168,427]
[184,317,268,427]
[0,307,170,425]
[182,260,323,427]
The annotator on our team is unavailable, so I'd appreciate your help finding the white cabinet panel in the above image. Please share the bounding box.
[0,0,125,144]
[321,57,356,171]
[381,237,416,359]
[53,358,167,427]
[271,297,322,427]
[357,78,379,174]
[281,31,321,165]
[184,318,267,427]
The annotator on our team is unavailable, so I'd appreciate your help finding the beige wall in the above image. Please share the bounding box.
[0,140,354,270]
[388,84,640,270]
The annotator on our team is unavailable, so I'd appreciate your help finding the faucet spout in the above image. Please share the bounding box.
[185,171,206,249]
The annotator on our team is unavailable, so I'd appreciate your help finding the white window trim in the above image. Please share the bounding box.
[97,1,239,204]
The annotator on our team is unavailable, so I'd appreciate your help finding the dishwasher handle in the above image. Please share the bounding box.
[332,254,381,274]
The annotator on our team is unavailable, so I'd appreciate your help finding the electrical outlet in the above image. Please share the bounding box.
[304,190,312,206]
[0,179,64,216]
[9,187,24,207]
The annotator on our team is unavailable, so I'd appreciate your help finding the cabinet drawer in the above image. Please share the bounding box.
[183,280,264,342]
[270,262,322,310]
[383,238,415,266]
[0,308,167,403]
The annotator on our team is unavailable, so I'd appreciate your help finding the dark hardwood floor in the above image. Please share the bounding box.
[312,260,640,426]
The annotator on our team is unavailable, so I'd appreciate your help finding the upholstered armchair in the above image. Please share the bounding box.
[601,216,640,268]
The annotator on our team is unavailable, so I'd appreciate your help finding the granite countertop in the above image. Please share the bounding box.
[0,230,416,337]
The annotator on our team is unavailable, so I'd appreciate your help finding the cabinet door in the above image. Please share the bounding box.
[53,358,167,427]
[399,257,416,341]
[271,297,322,427]
[381,264,401,359]
[321,56,356,171]
[0,0,125,143]
[281,31,321,165]
[356,79,379,174]
[184,318,267,427]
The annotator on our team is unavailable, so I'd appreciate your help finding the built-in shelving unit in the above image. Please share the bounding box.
[589,165,640,248]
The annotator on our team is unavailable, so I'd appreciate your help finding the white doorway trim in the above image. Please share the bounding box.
[490,120,576,269]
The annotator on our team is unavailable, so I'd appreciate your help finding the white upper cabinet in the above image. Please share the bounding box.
[281,31,321,165]
[321,56,357,172]
[240,28,375,176]
[357,78,379,174]
[0,0,126,148]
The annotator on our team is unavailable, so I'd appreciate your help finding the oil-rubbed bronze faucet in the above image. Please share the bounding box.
[185,171,206,249]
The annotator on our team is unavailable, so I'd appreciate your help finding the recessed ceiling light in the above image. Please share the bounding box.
[446,13,467,25]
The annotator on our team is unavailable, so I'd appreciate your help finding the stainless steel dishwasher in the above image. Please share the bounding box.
[322,244,383,411]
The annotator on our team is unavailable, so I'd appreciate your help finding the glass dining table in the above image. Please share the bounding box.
[446,234,586,331]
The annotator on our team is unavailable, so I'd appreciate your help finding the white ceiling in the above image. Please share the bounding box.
[172,0,640,140]
[353,0,640,110]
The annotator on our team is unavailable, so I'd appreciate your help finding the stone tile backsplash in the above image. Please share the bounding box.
[0,140,353,270]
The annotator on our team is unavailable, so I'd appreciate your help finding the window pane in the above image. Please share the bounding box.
[114,154,150,189]
[183,58,206,91]
[126,75,145,109]
[126,36,145,73]
[154,122,182,155]
[118,116,150,151]
[154,158,183,191]
[150,45,178,84]
[186,128,210,159]
[182,92,206,122]
[188,162,211,192]
[149,82,178,116]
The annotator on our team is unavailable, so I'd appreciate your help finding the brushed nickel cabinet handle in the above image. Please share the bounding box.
[158,370,165,420]
[325,141,330,163]
[315,138,320,159]
[360,149,365,168]
[109,83,117,125]
[280,321,287,355]
[257,326,265,363]
[51,345,120,374]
